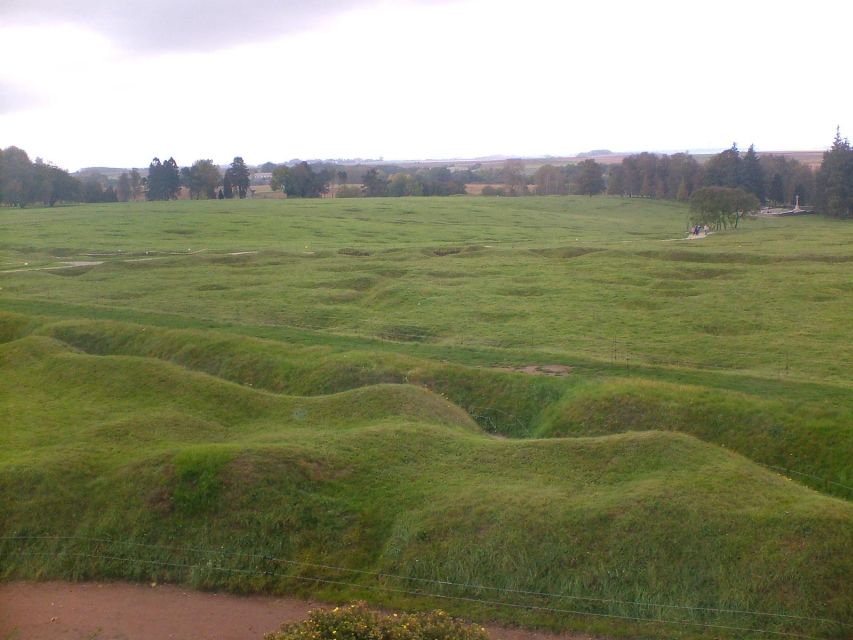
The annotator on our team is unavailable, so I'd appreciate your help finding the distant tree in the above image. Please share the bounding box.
[227,157,251,198]
[667,153,702,200]
[606,164,625,196]
[619,152,659,197]
[362,168,389,197]
[0,146,34,206]
[146,157,180,200]
[116,172,131,202]
[759,154,815,205]
[164,157,180,199]
[814,127,853,218]
[768,172,785,204]
[740,144,765,202]
[533,164,568,195]
[184,159,222,199]
[572,159,605,196]
[129,168,142,200]
[82,176,109,202]
[388,173,423,197]
[704,143,742,188]
[676,177,690,202]
[414,166,466,196]
[501,159,528,196]
[259,161,278,173]
[690,186,759,230]
[50,166,80,205]
[271,162,331,198]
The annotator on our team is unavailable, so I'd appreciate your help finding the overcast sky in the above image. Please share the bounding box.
[1,0,850,170]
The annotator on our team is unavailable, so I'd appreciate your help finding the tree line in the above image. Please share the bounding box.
[1,129,851,218]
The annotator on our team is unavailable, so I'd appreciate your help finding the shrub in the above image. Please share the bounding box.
[265,602,489,640]
[335,185,364,198]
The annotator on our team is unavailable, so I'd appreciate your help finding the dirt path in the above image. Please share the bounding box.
[0,582,591,640]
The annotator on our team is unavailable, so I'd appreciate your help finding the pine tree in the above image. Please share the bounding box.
[164,157,180,199]
[228,157,251,198]
[815,128,853,218]
[740,144,765,203]
[146,158,163,200]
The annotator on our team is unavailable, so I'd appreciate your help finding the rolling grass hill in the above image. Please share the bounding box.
[1,196,851,638]
[2,330,852,639]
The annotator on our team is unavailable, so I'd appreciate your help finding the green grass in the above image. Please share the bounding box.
[1,198,849,381]
[2,333,852,638]
[1,197,852,638]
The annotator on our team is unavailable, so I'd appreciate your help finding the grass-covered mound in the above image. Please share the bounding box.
[2,198,851,638]
[6,312,849,499]
[2,330,853,639]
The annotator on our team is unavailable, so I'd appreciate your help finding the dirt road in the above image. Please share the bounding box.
[0,581,589,640]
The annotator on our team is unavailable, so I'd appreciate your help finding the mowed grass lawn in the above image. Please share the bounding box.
[1,196,852,639]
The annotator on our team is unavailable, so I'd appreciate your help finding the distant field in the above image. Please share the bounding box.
[1,196,851,639]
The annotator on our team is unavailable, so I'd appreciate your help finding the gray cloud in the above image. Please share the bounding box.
[2,0,447,53]
[0,81,43,114]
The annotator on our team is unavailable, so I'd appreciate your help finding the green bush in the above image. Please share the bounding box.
[265,602,489,640]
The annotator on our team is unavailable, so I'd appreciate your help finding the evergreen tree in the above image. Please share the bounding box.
[740,144,765,202]
[163,157,181,199]
[815,128,853,218]
[703,143,742,188]
[228,157,251,198]
[146,158,164,200]
[146,157,180,200]
[769,173,785,204]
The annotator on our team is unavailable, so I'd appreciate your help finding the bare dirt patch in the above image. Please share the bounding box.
[0,581,591,640]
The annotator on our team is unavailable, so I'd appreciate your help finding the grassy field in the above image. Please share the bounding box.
[1,196,852,639]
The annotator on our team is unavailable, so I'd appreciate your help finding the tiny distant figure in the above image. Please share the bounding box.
[703,224,710,235]
[218,188,225,200]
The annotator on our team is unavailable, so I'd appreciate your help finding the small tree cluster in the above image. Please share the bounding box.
[181,160,222,199]
[0,146,80,207]
[608,152,703,200]
[572,159,605,196]
[387,167,466,197]
[146,157,181,200]
[689,186,759,230]
[271,161,332,198]
[265,603,489,640]
[224,157,250,198]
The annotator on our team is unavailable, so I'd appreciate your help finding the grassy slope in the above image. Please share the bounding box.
[2,333,852,639]
[1,197,852,638]
[4,312,848,498]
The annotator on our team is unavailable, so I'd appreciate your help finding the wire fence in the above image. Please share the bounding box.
[3,534,848,640]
